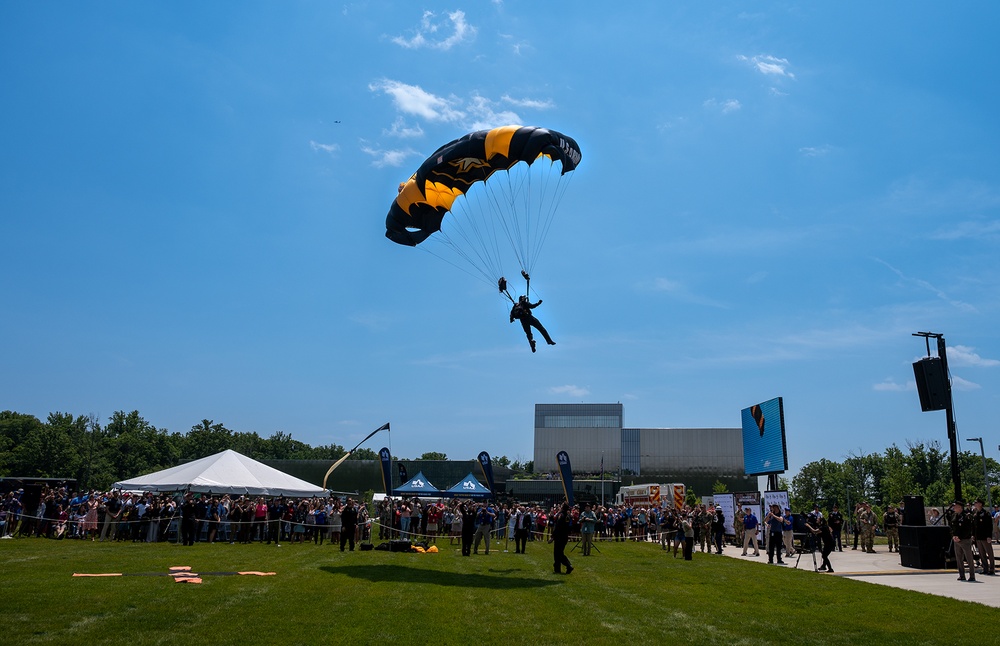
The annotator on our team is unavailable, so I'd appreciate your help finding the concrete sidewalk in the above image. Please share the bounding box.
[720,543,1000,608]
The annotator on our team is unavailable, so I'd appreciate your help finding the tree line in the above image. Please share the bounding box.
[0,410,387,490]
[0,410,529,491]
[787,441,999,511]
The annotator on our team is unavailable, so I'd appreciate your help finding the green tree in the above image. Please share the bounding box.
[419,451,448,460]
[103,410,180,484]
[181,419,234,460]
[712,480,729,494]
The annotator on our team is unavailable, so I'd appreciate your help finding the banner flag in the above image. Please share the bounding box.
[378,447,392,494]
[557,450,574,507]
[477,451,496,497]
[322,422,390,489]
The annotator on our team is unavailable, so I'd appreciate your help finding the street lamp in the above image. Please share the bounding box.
[965,437,992,509]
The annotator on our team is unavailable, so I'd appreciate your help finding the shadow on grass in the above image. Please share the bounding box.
[321,564,561,589]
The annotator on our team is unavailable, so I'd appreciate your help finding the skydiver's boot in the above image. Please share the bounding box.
[530,339,536,353]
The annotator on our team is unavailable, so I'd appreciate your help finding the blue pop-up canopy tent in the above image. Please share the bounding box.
[443,472,492,499]
[392,471,442,497]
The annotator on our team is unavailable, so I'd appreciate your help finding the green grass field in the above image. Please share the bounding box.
[2,536,996,645]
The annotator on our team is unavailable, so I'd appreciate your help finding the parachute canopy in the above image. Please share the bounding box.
[384,125,581,290]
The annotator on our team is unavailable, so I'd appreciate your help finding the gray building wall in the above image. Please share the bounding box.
[532,403,752,497]
[533,403,623,472]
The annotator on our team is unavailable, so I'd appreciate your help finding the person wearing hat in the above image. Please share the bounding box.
[883,505,900,553]
[949,500,976,582]
[971,499,995,576]
[781,507,796,558]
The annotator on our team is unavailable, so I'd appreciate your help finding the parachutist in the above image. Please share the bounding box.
[510,295,555,353]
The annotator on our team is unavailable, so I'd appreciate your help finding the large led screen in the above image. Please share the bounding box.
[740,396,788,476]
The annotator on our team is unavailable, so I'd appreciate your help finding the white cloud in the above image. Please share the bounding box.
[369,79,465,122]
[550,385,590,398]
[360,144,419,168]
[947,345,1000,368]
[309,140,339,155]
[370,80,533,131]
[873,379,914,392]
[703,98,741,114]
[392,10,476,51]
[502,95,555,110]
[738,54,795,78]
[799,145,832,157]
[951,375,981,391]
[383,117,424,139]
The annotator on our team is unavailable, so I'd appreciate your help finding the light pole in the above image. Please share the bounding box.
[965,437,992,509]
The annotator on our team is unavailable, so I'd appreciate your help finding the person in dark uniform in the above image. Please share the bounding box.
[509,295,555,353]
[971,499,996,576]
[764,504,786,565]
[180,493,196,547]
[550,503,573,574]
[460,502,477,557]
[340,498,359,551]
[828,505,844,552]
[806,513,835,573]
[712,506,725,554]
[949,500,976,582]
[513,505,532,554]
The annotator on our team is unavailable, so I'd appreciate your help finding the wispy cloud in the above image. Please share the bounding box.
[383,117,424,139]
[550,385,590,398]
[928,218,1000,241]
[703,98,741,114]
[309,140,339,155]
[873,378,914,392]
[875,258,978,313]
[799,145,832,157]
[360,143,419,168]
[392,10,476,50]
[947,345,1000,368]
[502,95,555,110]
[951,375,981,391]
[738,54,795,79]
[643,277,729,309]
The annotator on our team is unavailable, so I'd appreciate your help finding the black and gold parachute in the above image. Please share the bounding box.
[385,125,582,290]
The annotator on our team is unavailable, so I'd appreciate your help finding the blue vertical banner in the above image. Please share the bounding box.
[378,447,392,494]
[477,451,496,497]
[557,450,574,507]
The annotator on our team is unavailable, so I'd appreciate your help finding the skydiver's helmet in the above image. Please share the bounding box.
[518,295,528,303]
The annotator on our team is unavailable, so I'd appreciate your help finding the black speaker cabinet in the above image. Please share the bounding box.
[912,357,949,412]
[902,495,925,526]
[899,525,951,569]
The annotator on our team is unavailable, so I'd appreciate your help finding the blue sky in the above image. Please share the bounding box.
[2,2,998,475]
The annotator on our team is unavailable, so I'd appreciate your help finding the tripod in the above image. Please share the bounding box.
[794,545,818,571]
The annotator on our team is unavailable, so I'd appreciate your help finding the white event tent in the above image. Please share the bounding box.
[113,449,327,497]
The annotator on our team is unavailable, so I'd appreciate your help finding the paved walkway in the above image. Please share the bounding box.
[720,543,1000,608]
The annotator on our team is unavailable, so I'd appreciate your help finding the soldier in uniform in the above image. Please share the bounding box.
[734,504,745,549]
[949,500,976,582]
[971,499,996,576]
[883,505,900,553]
[859,502,877,553]
[699,506,713,553]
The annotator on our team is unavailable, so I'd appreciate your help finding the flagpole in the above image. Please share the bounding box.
[601,452,605,508]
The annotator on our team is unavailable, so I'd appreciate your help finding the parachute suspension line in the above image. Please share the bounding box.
[532,163,573,270]
[479,167,528,275]
[417,239,497,288]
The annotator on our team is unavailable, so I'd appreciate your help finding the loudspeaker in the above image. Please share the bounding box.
[898,526,951,569]
[912,357,949,412]
[902,495,925,526]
